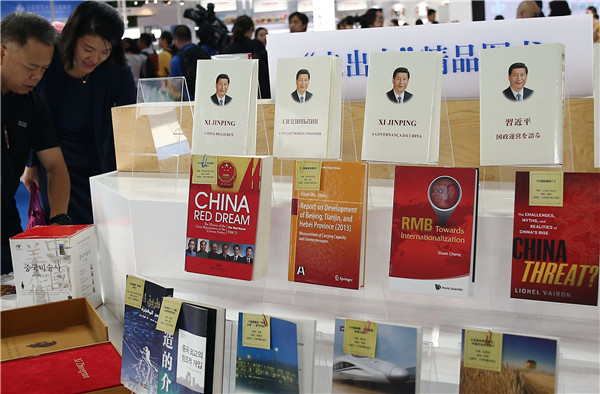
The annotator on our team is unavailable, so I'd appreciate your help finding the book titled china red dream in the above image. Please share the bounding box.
[511,172,599,306]
[389,166,479,297]
[185,155,273,280]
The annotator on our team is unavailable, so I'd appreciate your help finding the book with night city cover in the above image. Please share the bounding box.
[235,313,300,393]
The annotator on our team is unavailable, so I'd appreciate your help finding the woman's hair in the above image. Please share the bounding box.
[59,1,126,69]
[254,27,267,39]
[359,8,381,28]
[232,15,254,42]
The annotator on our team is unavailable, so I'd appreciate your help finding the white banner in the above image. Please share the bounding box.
[267,15,593,100]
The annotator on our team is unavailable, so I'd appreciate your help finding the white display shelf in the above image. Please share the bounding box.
[90,171,599,393]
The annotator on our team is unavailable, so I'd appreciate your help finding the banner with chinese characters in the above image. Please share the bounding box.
[268,15,592,100]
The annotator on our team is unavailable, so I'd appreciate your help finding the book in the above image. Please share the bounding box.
[288,161,368,290]
[480,43,565,166]
[361,51,442,164]
[235,313,307,393]
[273,56,343,159]
[389,166,479,297]
[192,59,258,156]
[9,225,102,308]
[121,275,174,394]
[459,328,558,394]
[511,171,600,306]
[332,318,421,394]
[157,299,226,394]
[1,342,124,393]
[595,43,600,168]
[185,155,273,280]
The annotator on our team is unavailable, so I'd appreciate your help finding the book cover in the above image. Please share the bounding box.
[1,342,123,393]
[389,166,479,297]
[595,44,599,168]
[459,329,558,394]
[185,155,273,280]
[235,312,300,393]
[9,225,102,308]
[121,276,174,394]
[273,56,343,159]
[480,43,565,166]
[158,302,209,393]
[192,59,258,156]
[332,318,421,394]
[511,171,600,306]
[361,51,442,164]
[288,161,368,289]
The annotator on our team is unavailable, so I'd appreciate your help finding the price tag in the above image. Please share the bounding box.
[242,313,271,349]
[156,298,183,335]
[295,161,322,191]
[191,154,218,184]
[463,329,503,372]
[529,172,563,207]
[124,276,145,308]
[343,319,377,358]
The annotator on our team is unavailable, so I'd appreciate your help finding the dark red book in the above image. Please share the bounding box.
[1,342,123,393]
[389,166,479,297]
[511,172,600,305]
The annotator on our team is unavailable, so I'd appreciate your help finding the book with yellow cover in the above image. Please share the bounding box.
[288,161,368,289]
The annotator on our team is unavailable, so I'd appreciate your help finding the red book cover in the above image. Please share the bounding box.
[288,161,368,290]
[185,155,272,280]
[389,166,478,297]
[1,342,123,394]
[511,172,600,305]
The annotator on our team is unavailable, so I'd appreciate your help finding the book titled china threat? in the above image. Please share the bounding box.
[511,172,599,306]
[185,155,273,280]
[389,166,479,297]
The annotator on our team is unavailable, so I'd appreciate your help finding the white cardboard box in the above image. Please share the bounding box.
[9,225,102,308]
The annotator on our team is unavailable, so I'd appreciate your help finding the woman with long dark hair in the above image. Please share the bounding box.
[221,15,271,99]
[24,1,136,224]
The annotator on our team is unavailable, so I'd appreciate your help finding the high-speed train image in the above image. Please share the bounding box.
[333,354,412,385]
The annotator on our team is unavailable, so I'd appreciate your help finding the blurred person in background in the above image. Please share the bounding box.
[254,27,268,46]
[359,8,384,28]
[221,15,271,99]
[289,11,308,32]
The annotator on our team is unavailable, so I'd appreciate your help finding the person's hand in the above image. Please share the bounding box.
[21,166,40,192]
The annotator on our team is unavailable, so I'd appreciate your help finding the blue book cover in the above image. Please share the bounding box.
[235,312,299,394]
[332,318,420,394]
[121,277,173,394]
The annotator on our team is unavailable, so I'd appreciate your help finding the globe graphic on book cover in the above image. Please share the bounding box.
[427,176,462,225]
